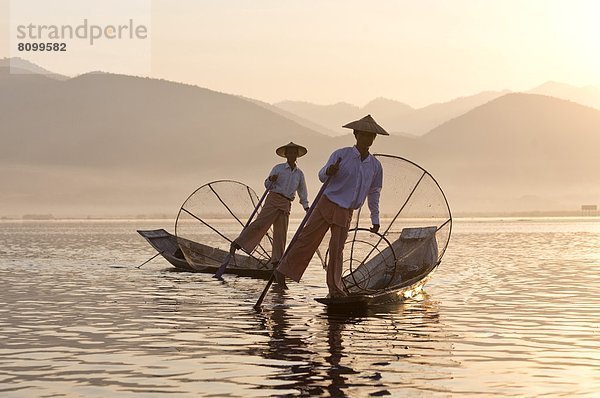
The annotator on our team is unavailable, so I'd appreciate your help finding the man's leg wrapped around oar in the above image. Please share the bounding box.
[326,222,351,297]
[270,200,289,265]
[277,195,353,297]
[232,192,290,262]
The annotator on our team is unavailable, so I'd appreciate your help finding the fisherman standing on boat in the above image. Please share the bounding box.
[226,142,309,277]
[276,115,388,297]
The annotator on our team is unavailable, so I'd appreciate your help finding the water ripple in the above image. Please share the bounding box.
[0,218,599,396]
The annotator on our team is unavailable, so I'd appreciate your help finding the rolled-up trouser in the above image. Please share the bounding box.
[233,191,290,263]
[277,195,352,296]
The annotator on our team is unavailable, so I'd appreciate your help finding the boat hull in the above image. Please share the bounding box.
[137,229,273,279]
[315,274,432,308]
[137,229,192,271]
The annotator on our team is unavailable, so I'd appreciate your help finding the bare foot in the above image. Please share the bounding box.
[274,270,288,289]
[327,290,347,298]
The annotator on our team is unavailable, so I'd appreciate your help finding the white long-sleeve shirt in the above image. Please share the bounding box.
[318,146,383,225]
[264,162,309,208]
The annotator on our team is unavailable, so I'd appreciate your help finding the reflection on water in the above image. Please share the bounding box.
[0,218,599,396]
[251,289,455,397]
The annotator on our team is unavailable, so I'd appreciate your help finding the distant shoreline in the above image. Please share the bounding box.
[1,212,599,222]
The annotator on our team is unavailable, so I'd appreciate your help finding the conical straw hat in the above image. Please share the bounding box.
[342,114,389,135]
[276,142,308,158]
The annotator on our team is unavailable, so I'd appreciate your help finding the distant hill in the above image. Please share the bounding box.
[241,96,340,137]
[274,100,362,136]
[528,81,600,110]
[274,91,508,136]
[0,57,68,80]
[274,98,416,136]
[0,70,332,172]
[275,85,600,138]
[362,97,414,133]
[418,93,600,212]
[394,91,509,135]
[1,59,598,217]
[0,64,340,217]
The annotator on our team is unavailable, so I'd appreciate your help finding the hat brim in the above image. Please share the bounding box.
[342,118,389,136]
[276,145,307,158]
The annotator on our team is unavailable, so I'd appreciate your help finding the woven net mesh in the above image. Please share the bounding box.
[175,180,273,271]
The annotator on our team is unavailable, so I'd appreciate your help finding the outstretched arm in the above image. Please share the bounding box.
[297,171,309,210]
[368,163,383,228]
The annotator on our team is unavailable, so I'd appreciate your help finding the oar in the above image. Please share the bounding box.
[214,179,275,279]
[254,158,340,309]
[136,250,164,269]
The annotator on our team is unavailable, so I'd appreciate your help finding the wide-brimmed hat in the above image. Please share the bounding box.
[276,142,308,158]
[342,114,389,136]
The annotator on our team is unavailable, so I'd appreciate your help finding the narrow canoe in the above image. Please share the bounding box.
[137,229,273,279]
[137,229,192,271]
[314,266,436,308]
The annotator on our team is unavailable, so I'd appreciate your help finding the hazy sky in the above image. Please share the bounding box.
[1,0,599,107]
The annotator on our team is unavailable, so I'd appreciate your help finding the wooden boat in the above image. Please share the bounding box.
[137,229,192,271]
[137,229,273,279]
[308,154,453,309]
[315,269,435,308]
[176,233,274,279]
[315,226,441,308]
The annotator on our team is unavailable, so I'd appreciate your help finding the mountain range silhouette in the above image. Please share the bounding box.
[1,57,598,217]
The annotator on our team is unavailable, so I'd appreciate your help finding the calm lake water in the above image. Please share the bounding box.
[1,218,598,397]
